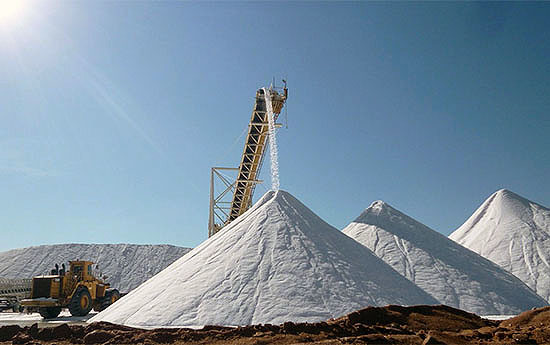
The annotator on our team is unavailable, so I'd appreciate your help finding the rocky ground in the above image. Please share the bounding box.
[1,305,550,345]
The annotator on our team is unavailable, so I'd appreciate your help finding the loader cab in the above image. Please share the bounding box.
[69,261,94,282]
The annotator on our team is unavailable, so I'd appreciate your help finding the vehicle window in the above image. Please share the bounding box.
[72,265,83,280]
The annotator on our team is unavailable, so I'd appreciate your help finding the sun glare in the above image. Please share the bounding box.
[0,0,27,26]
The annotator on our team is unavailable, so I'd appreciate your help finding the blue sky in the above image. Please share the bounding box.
[1,1,549,251]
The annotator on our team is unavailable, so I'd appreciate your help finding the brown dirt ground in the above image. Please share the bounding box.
[1,305,550,345]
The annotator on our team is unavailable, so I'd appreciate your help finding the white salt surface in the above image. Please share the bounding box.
[91,190,437,327]
[0,313,44,322]
[482,315,517,321]
[343,200,548,315]
[0,311,97,323]
[450,189,550,302]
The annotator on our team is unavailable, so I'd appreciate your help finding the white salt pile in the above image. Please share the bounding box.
[91,190,437,327]
[450,189,550,302]
[343,200,548,315]
[0,244,190,293]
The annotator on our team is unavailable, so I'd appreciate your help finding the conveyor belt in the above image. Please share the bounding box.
[226,88,287,225]
[227,89,271,223]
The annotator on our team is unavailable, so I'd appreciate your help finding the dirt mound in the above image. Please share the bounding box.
[334,304,494,332]
[501,306,550,328]
[0,305,548,344]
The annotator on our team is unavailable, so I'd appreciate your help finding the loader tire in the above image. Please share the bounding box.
[39,307,61,319]
[100,289,120,311]
[69,287,93,317]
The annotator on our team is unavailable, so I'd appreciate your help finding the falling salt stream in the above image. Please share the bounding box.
[263,88,280,191]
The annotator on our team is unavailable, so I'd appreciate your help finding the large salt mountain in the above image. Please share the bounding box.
[343,200,547,315]
[91,190,437,327]
[450,189,550,302]
[0,244,191,293]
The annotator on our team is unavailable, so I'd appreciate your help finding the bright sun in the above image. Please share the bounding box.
[0,0,27,26]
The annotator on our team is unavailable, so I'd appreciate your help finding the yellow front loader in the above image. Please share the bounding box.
[21,260,120,319]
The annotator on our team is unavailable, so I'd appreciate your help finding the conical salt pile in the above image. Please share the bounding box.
[450,189,550,302]
[343,200,548,315]
[91,190,437,327]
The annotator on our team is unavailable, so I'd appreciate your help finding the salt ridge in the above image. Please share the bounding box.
[0,244,190,293]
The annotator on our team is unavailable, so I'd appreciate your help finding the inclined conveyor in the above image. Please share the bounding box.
[208,85,288,237]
